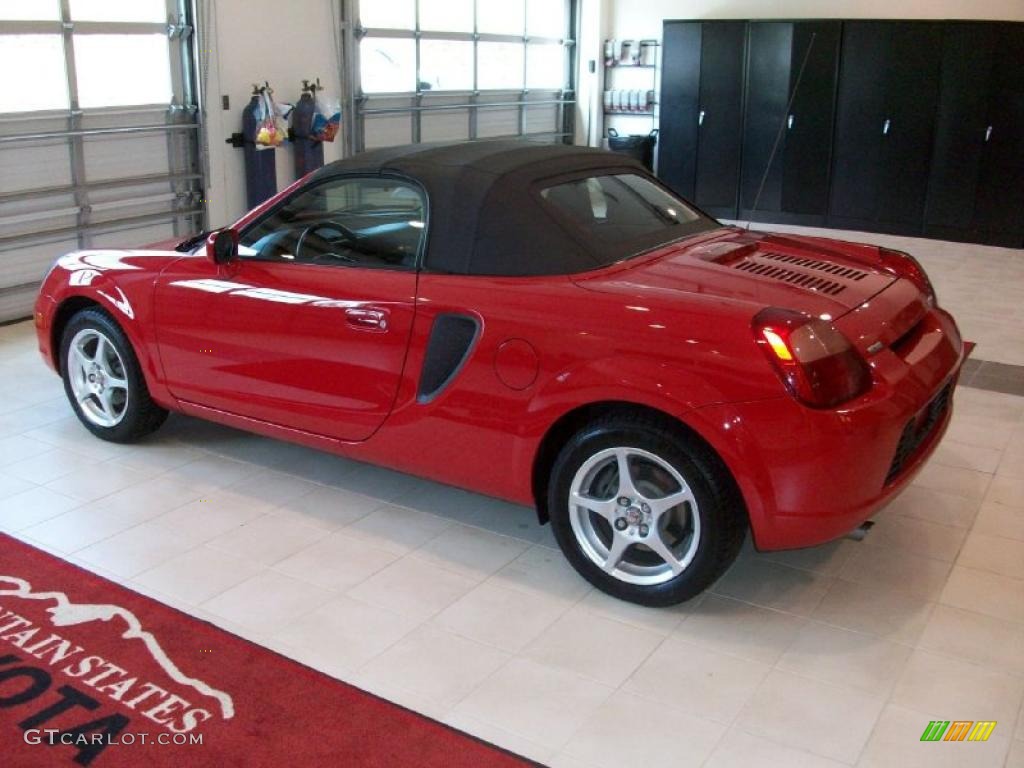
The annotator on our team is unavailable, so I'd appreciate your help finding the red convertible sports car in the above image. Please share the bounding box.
[34,141,964,605]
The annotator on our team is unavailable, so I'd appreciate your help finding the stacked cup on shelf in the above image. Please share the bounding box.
[603,39,657,114]
[603,89,656,114]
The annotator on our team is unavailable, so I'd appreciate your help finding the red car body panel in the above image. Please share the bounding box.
[34,162,965,553]
[151,257,418,442]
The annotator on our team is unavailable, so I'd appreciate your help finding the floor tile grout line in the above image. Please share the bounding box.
[428,570,603,749]
[485,592,717,756]
[945,560,1024,587]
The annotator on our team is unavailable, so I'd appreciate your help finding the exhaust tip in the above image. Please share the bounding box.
[846,520,875,542]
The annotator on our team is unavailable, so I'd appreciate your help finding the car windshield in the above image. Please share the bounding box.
[539,173,717,265]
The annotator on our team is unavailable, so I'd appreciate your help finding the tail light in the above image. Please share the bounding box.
[879,248,936,307]
[753,308,872,409]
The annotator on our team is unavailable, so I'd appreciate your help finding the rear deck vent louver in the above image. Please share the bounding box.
[731,252,871,297]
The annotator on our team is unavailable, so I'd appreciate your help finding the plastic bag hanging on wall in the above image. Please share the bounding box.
[311,93,341,143]
[255,85,288,149]
[241,84,278,208]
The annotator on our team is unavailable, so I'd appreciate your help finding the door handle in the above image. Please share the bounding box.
[787,114,795,130]
[985,125,993,142]
[345,307,389,332]
[698,109,705,126]
[882,118,891,135]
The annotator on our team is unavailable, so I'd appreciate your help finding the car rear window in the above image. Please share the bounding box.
[539,173,715,258]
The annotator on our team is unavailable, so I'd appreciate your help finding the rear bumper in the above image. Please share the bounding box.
[694,306,964,551]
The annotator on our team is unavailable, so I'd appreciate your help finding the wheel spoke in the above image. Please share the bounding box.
[602,535,631,573]
[644,530,684,576]
[92,335,107,365]
[71,344,90,374]
[571,491,619,522]
[97,388,116,418]
[614,449,639,499]
[647,490,693,519]
[105,375,128,391]
[98,346,124,379]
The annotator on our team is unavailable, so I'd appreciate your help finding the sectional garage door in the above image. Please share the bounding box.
[346,0,576,153]
[0,0,205,322]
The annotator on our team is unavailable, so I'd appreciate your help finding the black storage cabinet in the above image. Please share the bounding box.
[740,20,841,226]
[657,18,1024,248]
[659,21,746,219]
[925,22,1024,247]
[828,21,943,234]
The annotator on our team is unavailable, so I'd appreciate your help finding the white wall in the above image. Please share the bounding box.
[201,0,344,227]
[574,0,611,146]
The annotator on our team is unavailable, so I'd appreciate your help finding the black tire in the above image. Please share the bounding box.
[60,308,168,443]
[548,412,746,606]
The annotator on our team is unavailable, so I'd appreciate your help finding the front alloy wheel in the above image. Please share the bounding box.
[549,412,746,606]
[67,328,130,428]
[60,308,168,442]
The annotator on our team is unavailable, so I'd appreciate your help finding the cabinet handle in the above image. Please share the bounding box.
[698,109,705,126]
[787,114,795,130]
[882,118,891,135]
[985,125,993,142]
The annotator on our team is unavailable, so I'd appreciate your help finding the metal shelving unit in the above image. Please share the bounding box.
[602,39,659,122]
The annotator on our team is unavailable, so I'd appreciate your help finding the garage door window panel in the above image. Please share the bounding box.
[360,37,417,94]
[477,1,524,35]
[527,43,564,90]
[73,34,173,108]
[419,0,473,33]
[0,0,59,20]
[527,0,565,38]
[478,42,525,90]
[69,0,165,23]
[360,0,415,30]
[0,35,68,112]
[421,39,474,92]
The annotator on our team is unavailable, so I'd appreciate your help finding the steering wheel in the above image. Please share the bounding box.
[294,220,360,263]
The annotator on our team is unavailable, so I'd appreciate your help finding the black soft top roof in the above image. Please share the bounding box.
[309,140,649,276]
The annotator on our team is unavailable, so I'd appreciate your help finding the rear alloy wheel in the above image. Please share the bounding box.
[569,446,701,585]
[61,308,168,442]
[549,414,745,605]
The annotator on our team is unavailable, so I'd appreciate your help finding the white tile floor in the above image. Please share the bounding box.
[1,229,1024,767]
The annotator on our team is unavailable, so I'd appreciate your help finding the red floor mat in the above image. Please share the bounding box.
[0,534,535,768]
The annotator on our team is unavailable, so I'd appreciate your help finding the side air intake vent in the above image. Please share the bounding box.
[418,314,479,403]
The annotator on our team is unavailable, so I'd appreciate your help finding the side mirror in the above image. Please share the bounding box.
[207,229,239,265]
